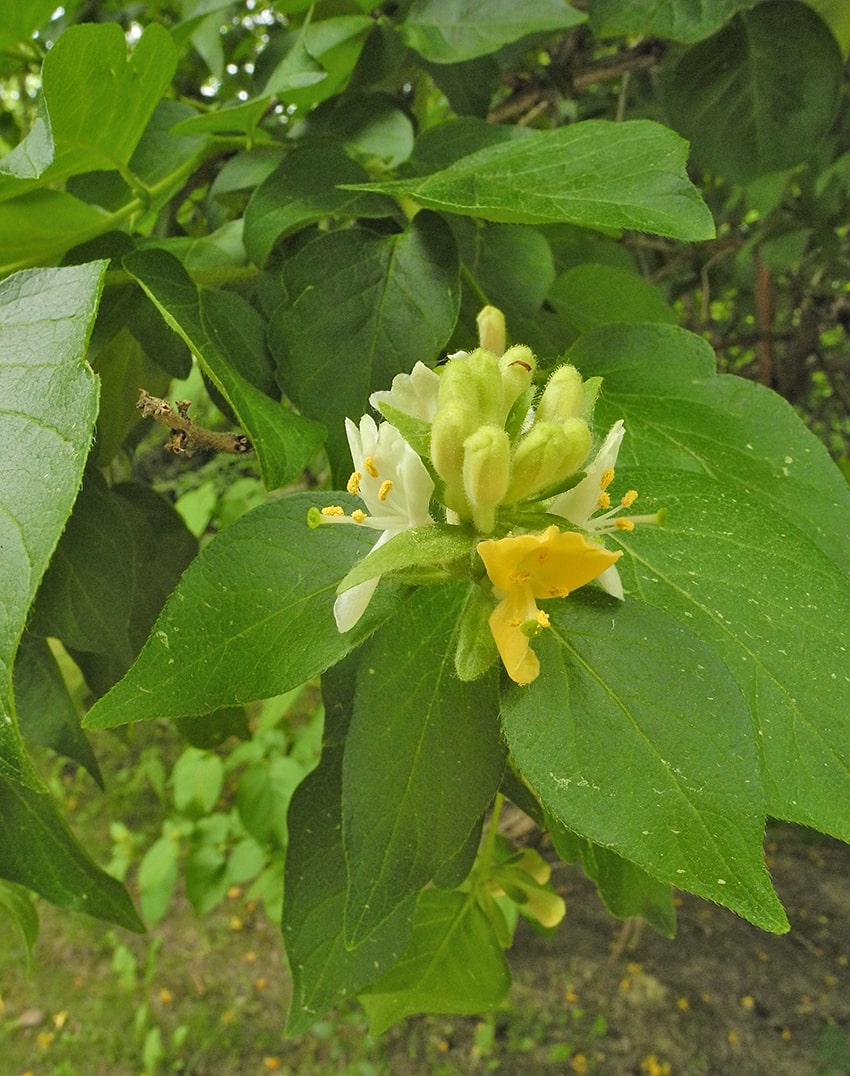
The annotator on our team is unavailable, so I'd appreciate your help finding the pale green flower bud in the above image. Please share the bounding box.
[505,418,591,503]
[438,348,503,427]
[476,305,506,356]
[463,425,511,534]
[536,364,584,425]
[430,398,472,517]
[498,345,536,422]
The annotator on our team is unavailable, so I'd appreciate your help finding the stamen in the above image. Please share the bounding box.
[600,467,615,491]
[347,471,361,495]
[378,480,393,501]
[510,570,531,584]
[615,518,635,531]
[322,505,345,516]
[597,491,611,510]
[352,509,367,523]
[364,456,379,478]
[621,490,638,508]
[548,586,568,598]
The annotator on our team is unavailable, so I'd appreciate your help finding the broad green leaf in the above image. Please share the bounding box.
[83,494,405,730]
[452,220,556,321]
[587,0,752,43]
[336,524,476,594]
[409,116,529,173]
[138,832,180,924]
[343,583,506,945]
[0,776,143,931]
[169,96,273,137]
[0,879,38,972]
[269,213,460,480]
[502,596,788,932]
[244,144,398,267]
[235,756,303,849]
[13,634,103,787]
[423,53,501,118]
[0,261,103,788]
[284,657,415,1035]
[300,93,415,168]
[570,323,850,843]
[0,22,177,184]
[548,264,676,337]
[184,844,227,914]
[28,475,197,697]
[662,3,843,184]
[346,121,715,240]
[262,15,373,107]
[172,749,224,818]
[400,0,585,63]
[123,248,326,489]
[0,0,58,50]
[359,889,511,1034]
[547,821,676,938]
[0,190,108,277]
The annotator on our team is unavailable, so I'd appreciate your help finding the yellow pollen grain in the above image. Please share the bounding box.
[321,505,345,516]
[615,517,635,531]
[600,467,615,491]
[510,570,531,585]
[549,587,568,598]
[621,489,638,507]
[347,471,361,494]
[537,610,550,626]
[351,509,367,523]
[378,479,393,501]
[364,455,379,478]
[598,491,611,510]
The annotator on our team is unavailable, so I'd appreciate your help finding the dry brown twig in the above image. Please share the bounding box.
[137,389,253,457]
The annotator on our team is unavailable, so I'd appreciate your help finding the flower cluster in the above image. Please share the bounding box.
[313,307,659,685]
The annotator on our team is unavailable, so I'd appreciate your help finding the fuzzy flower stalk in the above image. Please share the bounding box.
[311,306,662,685]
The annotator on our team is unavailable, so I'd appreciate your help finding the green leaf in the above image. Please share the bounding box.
[336,524,476,594]
[569,323,850,843]
[400,0,586,63]
[0,190,108,278]
[270,213,460,480]
[300,93,415,168]
[0,776,143,931]
[83,494,405,730]
[662,2,843,184]
[0,879,39,972]
[123,248,326,489]
[0,261,103,788]
[236,756,303,849]
[502,596,788,932]
[0,0,58,50]
[13,634,103,788]
[453,220,556,321]
[548,264,677,336]
[243,143,398,267]
[169,96,273,137]
[547,821,676,938]
[284,657,415,1035]
[343,583,506,945]
[138,832,180,925]
[28,475,198,697]
[587,0,752,44]
[262,15,373,107]
[359,889,511,1034]
[346,120,715,240]
[0,22,177,184]
[185,844,227,914]
[172,749,224,818]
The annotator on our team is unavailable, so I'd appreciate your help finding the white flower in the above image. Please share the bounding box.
[369,361,441,423]
[332,415,434,632]
[548,420,633,600]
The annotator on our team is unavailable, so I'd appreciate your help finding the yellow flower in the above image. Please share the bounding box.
[477,526,621,685]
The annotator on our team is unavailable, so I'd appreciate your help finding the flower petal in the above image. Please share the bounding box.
[489,584,541,686]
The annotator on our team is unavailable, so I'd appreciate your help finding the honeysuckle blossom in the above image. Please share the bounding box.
[369,361,441,423]
[477,526,622,686]
[322,415,434,632]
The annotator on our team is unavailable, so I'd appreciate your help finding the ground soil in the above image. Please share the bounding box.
[2,823,849,1075]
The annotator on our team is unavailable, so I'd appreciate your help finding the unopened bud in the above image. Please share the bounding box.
[536,364,584,424]
[430,398,472,516]
[438,348,503,427]
[476,305,506,356]
[505,418,591,503]
[463,425,511,534]
[498,345,536,421]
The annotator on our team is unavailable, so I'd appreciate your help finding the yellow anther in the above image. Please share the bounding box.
[537,609,550,627]
[351,509,367,523]
[364,456,379,478]
[615,517,635,531]
[597,491,611,510]
[600,467,615,491]
[537,548,550,562]
[621,489,638,508]
[321,505,345,516]
[378,480,393,501]
[347,471,361,495]
[510,570,531,585]
[548,587,568,598]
